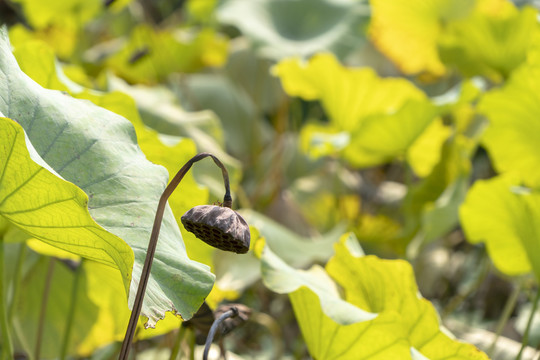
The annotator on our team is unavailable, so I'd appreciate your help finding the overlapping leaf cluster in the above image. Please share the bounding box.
[1,0,538,358]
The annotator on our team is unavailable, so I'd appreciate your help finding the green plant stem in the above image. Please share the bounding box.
[8,243,26,323]
[487,281,522,357]
[35,258,55,360]
[517,286,540,360]
[60,260,83,360]
[0,241,14,360]
[188,329,195,360]
[442,254,490,319]
[119,153,231,360]
[168,324,186,360]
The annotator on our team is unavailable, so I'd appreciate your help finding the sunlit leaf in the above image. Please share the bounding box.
[261,234,488,359]
[106,25,228,84]
[12,36,217,296]
[326,238,488,359]
[9,23,78,60]
[407,118,452,177]
[10,0,101,29]
[369,0,474,77]
[274,53,436,167]
[460,175,540,280]
[217,0,369,60]
[478,64,540,186]
[0,28,214,326]
[439,4,538,81]
[0,116,133,283]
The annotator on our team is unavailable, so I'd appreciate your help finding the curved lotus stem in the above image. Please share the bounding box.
[119,152,231,360]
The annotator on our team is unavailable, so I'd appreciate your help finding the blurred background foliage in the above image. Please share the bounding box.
[2,0,540,359]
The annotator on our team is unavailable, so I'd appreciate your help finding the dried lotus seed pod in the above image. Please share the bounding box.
[181,205,250,254]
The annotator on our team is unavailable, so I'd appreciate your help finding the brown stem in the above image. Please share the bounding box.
[119,153,231,360]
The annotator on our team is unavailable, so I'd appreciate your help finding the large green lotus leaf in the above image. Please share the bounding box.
[478,65,540,186]
[460,175,540,280]
[107,76,243,202]
[0,116,133,285]
[106,25,228,84]
[216,0,369,60]
[326,237,488,359]
[0,28,214,326]
[274,53,436,167]
[12,39,218,269]
[438,4,538,81]
[369,0,474,77]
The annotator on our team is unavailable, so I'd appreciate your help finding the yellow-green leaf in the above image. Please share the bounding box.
[439,4,538,81]
[106,25,228,84]
[0,117,133,285]
[478,64,540,186]
[273,53,436,167]
[369,0,474,77]
[460,175,540,280]
[0,28,214,327]
[261,234,488,359]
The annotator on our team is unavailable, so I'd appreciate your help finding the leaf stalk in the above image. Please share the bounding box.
[119,152,231,360]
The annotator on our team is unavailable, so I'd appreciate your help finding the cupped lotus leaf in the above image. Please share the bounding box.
[274,53,436,167]
[0,116,133,282]
[261,234,488,359]
[327,239,488,359]
[106,25,228,84]
[460,175,540,280]
[478,65,540,186]
[369,0,474,77]
[289,287,410,359]
[0,28,214,326]
[217,0,369,60]
[260,237,379,326]
[439,4,538,81]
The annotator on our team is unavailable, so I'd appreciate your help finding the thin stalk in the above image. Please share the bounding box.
[60,260,83,360]
[0,241,14,360]
[203,307,238,360]
[517,287,540,360]
[8,243,27,323]
[487,281,522,357]
[168,324,186,360]
[442,254,490,320]
[119,153,231,360]
[35,258,55,360]
[188,329,195,360]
